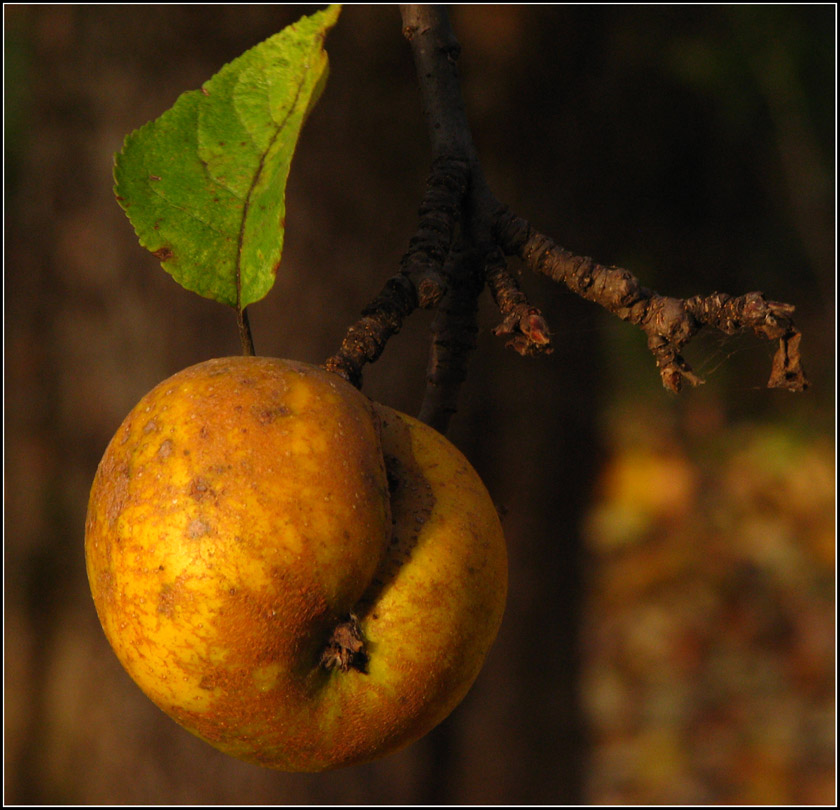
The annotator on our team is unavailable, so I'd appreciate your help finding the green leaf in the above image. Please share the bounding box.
[114,4,341,309]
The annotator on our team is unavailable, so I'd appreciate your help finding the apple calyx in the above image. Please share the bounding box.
[320,613,369,673]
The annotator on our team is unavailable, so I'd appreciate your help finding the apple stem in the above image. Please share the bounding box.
[237,306,255,356]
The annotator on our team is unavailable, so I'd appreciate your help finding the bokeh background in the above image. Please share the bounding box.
[4,4,834,804]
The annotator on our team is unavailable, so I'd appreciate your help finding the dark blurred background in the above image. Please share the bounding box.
[4,5,834,804]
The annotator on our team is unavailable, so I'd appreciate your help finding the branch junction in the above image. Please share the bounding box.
[324,5,808,427]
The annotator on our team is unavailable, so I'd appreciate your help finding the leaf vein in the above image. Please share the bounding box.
[234,77,306,309]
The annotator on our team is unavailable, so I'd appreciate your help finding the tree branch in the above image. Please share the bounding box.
[400,4,499,432]
[322,155,468,387]
[399,4,472,159]
[325,5,808,410]
[494,206,808,392]
[417,243,484,431]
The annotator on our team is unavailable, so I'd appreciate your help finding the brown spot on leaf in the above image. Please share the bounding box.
[153,246,173,261]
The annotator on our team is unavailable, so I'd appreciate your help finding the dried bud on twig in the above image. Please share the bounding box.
[485,248,552,356]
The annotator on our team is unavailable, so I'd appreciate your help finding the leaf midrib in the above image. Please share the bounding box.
[234,79,306,311]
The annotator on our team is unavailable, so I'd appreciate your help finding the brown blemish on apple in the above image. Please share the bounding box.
[156,574,192,619]
[158,439,174,459]
[252,405,291,424]
[97,457,130,527]
[198,674,217,690]
[187,518,211,539]
[157,583,176,617]
[96,568,116,609]
[189,477,214,501]
[161,575,333,753]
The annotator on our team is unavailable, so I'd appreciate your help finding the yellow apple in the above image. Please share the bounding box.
[84,356,507,771]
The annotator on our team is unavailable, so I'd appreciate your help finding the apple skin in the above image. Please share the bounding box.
[85,356,507,771]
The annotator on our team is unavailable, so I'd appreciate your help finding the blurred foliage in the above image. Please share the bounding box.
[4,4,834,805]
[583,407,834,804]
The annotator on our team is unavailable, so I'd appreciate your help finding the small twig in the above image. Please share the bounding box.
[767,329,807,391]
[322,274,417,388]
[494,206,809,392]
[683,293,808,391]
[323,156,468,388]
[484,247,552,356]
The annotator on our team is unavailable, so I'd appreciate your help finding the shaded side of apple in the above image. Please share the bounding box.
[298,405,508,769]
